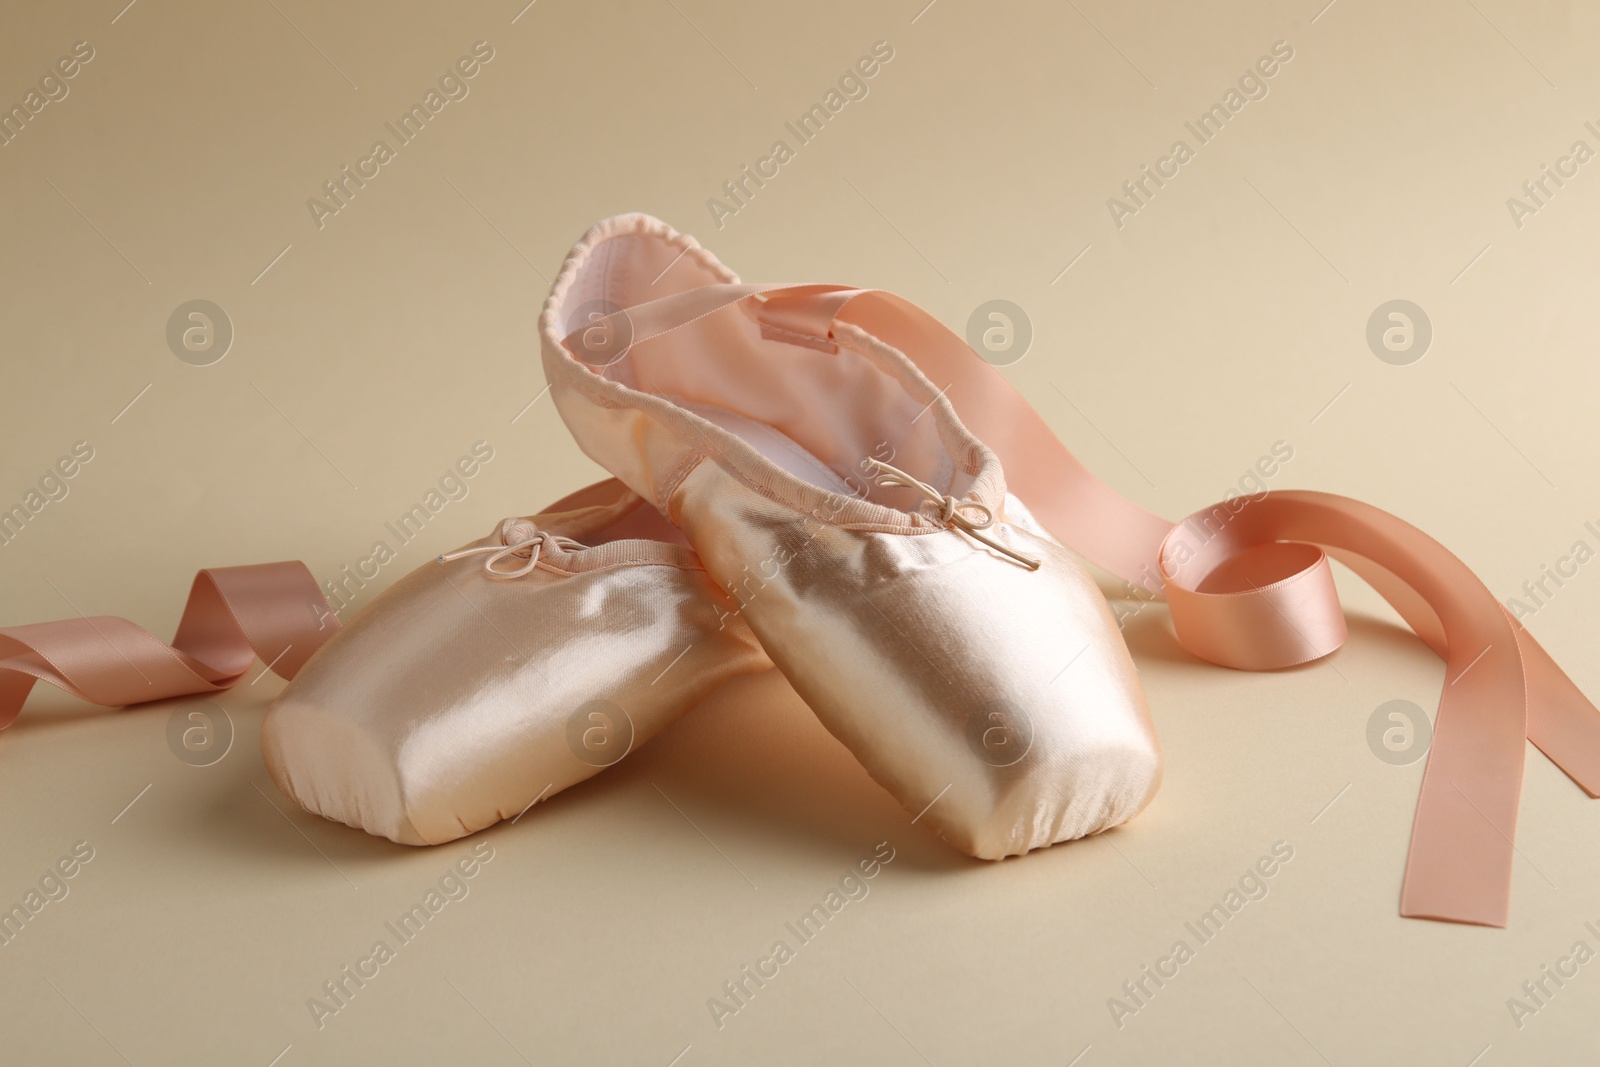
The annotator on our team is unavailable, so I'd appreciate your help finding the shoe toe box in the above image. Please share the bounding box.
[756,523,1161,859]
[262,551,767,845]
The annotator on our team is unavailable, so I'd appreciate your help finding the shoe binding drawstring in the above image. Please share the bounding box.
[864,458,1041,571]
[437,520,587,579]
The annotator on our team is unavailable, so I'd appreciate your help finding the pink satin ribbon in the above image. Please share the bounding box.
[589,281,1600,927]
[0,563,338,730]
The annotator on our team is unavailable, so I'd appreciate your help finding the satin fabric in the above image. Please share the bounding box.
[673,458,1160,857]
[543,213,1600,927]
[262,480,769,845]
[541,214,1162,859]
[0,561,334,728]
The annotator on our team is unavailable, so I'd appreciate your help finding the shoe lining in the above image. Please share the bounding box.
[566,232,966,510]
[681,401,857,496]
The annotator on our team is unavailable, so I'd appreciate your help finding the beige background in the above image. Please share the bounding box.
[3,0,1599,1063]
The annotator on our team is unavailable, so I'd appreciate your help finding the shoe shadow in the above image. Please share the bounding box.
[591,669,974,874]
[168,669,967,878]
[183,663,1178,879]
[149,695,441,878]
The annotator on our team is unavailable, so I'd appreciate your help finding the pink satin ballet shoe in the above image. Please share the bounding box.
[540,214,1161,860]
[261,478,769,845]
[533,213,1600,928]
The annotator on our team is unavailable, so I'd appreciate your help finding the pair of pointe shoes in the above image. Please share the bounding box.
[263,214,1161,859]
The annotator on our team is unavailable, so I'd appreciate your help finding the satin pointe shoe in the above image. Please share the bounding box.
[530,218,1600,927]
[539,214,1161,860]
[262,478,770,845]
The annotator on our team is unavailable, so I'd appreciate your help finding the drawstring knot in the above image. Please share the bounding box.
[864,459,1041,571]
[437,519,587,579]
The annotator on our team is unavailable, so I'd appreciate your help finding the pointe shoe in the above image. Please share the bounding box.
[262,478,769,845]
[539,214,1161,859]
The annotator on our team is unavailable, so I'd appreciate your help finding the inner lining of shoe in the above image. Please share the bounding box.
[563,231,967,507]
[681,402,856,497]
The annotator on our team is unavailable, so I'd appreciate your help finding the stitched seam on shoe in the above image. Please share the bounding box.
[534,556,705,577]
[551,215,738,315]
[760,321,834,348]
[832,329,978,498]
[659,452,705,520]
[539,215,741,369]
[832,327,987,476]
[545,540,705,572]
[834,324,996,491]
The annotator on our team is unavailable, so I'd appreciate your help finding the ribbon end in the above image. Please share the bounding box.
[1398,903,1508,929]
[1400,869,1512,929]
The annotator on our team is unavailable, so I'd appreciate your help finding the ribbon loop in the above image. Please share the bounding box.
[1162,514,1348,671]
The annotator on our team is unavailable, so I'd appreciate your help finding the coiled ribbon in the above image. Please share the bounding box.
[0,563,337,730]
